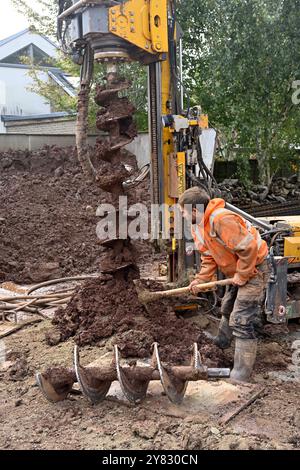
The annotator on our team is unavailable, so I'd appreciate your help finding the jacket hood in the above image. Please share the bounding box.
[204,198,226,224]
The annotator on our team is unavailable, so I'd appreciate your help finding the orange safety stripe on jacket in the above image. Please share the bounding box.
[191,198,268,283]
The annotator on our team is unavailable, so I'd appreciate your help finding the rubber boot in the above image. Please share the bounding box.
[212,316,233,350]
[230,338,258,382]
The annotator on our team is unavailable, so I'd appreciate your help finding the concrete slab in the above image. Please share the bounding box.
[106,379,256,420]
[268,369,300,384]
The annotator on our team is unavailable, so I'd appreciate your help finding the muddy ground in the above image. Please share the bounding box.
[1,146,300,451]
[0,317,300,451]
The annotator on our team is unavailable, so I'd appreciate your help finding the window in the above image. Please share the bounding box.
[0,44,53,66]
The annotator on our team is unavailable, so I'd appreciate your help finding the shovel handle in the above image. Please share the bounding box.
[192,278,234,295]
[151,278,234,300]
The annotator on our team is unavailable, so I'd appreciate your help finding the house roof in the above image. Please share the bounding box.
[1,112,76,123]
[0,30,76,96]
[0,28,58,50]
[0,29,29,48]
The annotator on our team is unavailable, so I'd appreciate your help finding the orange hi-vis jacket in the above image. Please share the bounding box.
[191,198,268,284]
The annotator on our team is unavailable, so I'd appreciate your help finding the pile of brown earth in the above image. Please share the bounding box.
[48,275,227,366]
[0,145,152,283]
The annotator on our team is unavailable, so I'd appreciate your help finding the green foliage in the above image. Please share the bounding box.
[26,68,77,114]
[11,1,78,116]
[20,51,79,114]
[11,0,57,37]
[235,154,251,188]
[177,0,300,183]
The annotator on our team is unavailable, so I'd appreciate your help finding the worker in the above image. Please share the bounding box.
[179,187,270,382]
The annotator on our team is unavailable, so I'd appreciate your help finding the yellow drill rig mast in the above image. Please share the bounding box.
[58,0,215,282]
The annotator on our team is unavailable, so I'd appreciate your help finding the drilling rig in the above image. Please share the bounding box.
[57,0,217,283]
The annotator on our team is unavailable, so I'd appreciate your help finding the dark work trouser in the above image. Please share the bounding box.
[221,260,270,339]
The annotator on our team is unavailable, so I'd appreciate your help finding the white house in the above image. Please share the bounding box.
[0,29,76,134]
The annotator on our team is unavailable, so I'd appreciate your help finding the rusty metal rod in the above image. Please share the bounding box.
[219,387,266,426]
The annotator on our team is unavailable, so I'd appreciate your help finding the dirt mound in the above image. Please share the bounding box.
[51,276,227,366]
[0,145,152,283]
[0,146,74,174]
[218,176,300,207]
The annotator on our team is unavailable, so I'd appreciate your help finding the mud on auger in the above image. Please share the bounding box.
[36,344,230,406]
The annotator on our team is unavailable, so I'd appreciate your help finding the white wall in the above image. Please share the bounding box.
[0,30,58,133]
[0,133,151,168]
[127,133,150,168]
[0,78,5,132]
[6,118,76,135]
[0,67,51,127]
[0,134,95,151]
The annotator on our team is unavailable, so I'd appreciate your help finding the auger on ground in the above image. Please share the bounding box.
[36,343,230,406]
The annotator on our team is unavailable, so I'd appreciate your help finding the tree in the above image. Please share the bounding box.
[177,0,300,184]
[11,0,57,37]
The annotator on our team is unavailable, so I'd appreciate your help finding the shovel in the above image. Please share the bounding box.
[136,278,234,305]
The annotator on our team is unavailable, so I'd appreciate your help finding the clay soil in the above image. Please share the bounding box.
[1,320,300,450]
[49,276,227,366]
[0,146,153,283]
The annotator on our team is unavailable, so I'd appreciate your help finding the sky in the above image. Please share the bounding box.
[0,0,36,40]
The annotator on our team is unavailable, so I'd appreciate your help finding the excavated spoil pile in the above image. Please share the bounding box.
[218,176,300,208]
[0,145,152,283]
[0,146,107,283]
[50,276,227,366]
